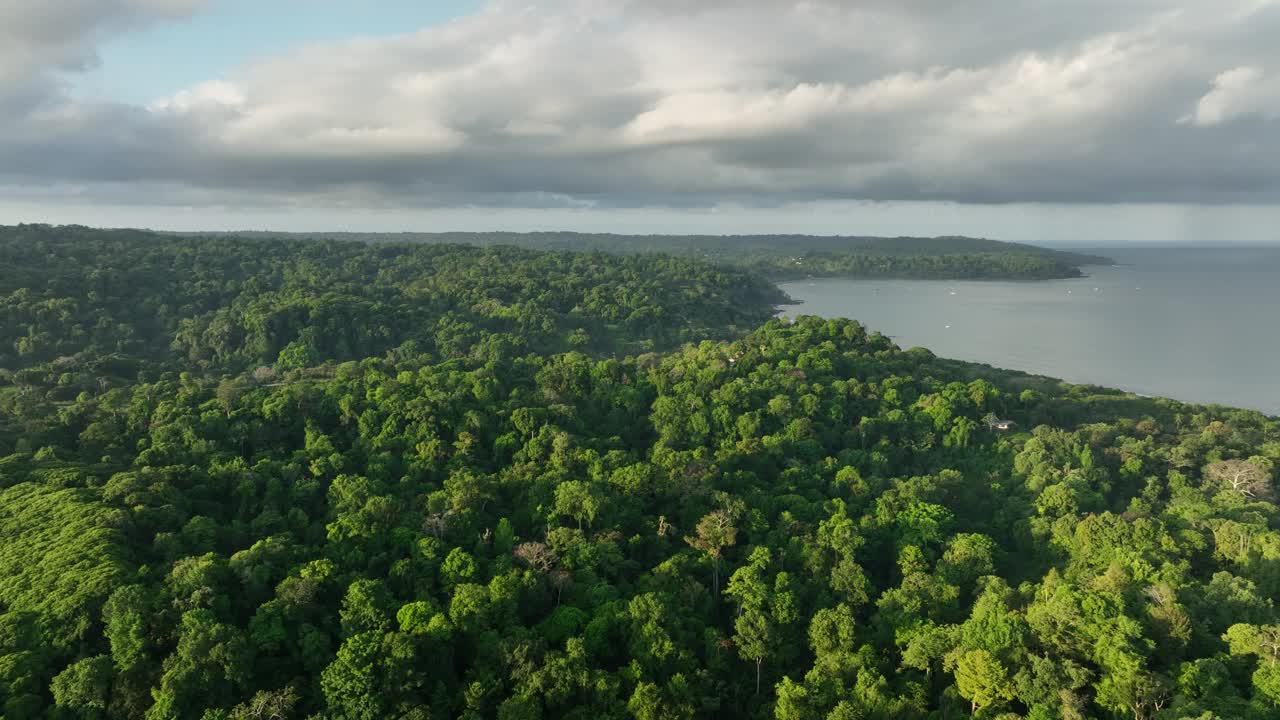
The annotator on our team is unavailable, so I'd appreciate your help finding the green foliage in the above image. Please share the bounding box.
[50,655,113,717]
[0,484,128,649]
[0,227,1275,719]
[0,224,785,387]
[185,229,1110,281]
[950,649,1015,713]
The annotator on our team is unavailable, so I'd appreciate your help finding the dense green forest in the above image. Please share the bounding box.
[2,226,1278,720]
[0,224,783,398]
[180,231,1112,281]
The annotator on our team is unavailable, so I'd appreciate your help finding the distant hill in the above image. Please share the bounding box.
[171,231,1113,280]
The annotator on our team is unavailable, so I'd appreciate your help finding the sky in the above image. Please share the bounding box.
[2,0,1279,243]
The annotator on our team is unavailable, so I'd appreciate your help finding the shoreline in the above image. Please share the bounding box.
[772,273,1280,418]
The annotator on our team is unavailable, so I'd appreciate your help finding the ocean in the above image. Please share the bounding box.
[778,247,1280,415]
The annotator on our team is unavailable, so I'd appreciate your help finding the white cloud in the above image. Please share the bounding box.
[147,80,245,113]
[2,0,1280,211]
[1184,66,1280,125]
[0,1,208,95]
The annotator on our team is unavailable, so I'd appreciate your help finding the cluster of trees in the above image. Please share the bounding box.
[1,227,1276,719]
[744,251,1093,281]
[182,231,1113,282]
[0,225,784,400]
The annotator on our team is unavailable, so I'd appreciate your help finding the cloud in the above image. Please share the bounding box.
[147,80,245,114]
[0,1,207,100]
[2,0,1280,211]
[1184,66,1280,125]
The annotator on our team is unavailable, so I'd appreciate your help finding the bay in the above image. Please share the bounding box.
[778,247,1280,416]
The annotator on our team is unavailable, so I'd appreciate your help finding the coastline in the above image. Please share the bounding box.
[773,263,1280,417]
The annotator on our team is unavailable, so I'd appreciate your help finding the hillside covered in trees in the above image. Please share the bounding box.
[182,231,1113,282]
[0,225,783,400]
[1,226,1278,720]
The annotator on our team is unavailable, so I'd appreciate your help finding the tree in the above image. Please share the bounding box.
[1204,459,1272,499]
[735,607,774,696]
[950,649,1014,714]
[553,481,602,530]
[774,676,816,720]
[215,379,249,417]
[441,548,478,589]
[228,687,300,720]
[684,509,738,595]
[514,543,558,574]
[726,546,791,696]
[50,655,113,718]
[340,579,393,637]
[939,534,997,588]
[494,518,517,554]
[1225,624,1280,667]
[548,569,573,606]
[145,610,251,720]
[625,592,686,675]
[102,586,151,673]
[320,632,386,720]
[625,675,696,720]
[1100,671,1171,720]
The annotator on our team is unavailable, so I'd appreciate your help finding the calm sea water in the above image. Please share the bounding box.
[778,248,1280,416]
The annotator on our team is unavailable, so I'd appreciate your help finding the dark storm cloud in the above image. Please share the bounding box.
[2,0,1279,210]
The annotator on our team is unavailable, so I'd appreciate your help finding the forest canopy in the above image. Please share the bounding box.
[0,224,783,397]
[0,225,1276,720]
[175,230,1113,281]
